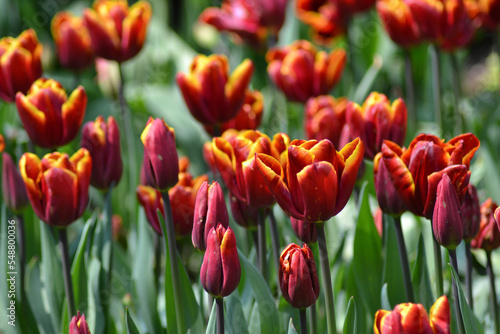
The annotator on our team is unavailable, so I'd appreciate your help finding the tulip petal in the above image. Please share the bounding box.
[121,1,151,61]
[242,158,276,208]
[42,167,78,226]
[70,148,92,218]
[226,59,254,118]
[62,86,87,144]
[19,153,45,220]
[220,227,241,297]
[429,296,450,334]
[83,8,120,60]
[447,133,480,168]
[176,72,214,124]
[212,137,243,200]
[335,137,364,215]
[201,227,223,296]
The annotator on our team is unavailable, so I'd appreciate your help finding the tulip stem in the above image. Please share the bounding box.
[429,44,443,136]
[154,233,162,291]
[58,227,76,319]
[486,251,500,334]
[251,230,259,268]
[308,303,317,334]
[300,308,308,334]
[268,210,281,290]
[449,249,465,334]
[216,297,224,334]
[394,216,415,302]
[432,234,444,297]
[316,221,337,334]
[160,191,186,334]
[257,209,268,281]
[465,242,473,309]
[404,49,416,133]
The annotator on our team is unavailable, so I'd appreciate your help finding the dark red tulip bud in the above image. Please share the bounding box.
[200,224,241,298]
[69,311,91,334]
[280,243,320,309]
[290,217,317,244]
[432,173,463,249]
[461,184,480,241]
[230,195,259,230]
[374,152,407,216]
[192,181,229,251]
[141,117,179,191]
[2,153,28,213]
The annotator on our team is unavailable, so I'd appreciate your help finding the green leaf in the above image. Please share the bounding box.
[287,318,298,334]
[27,261,56,333]
[382,215,406,306]
[238,249,279,334]
[126,307,142,334]
[226,290,249,334]
[380,284,391,311]
[343,297,357,334]
[87,258,105,334]
[411,234,434,310]
[206,300,216,334]
[449,264,483,334]
[352,182,382,316]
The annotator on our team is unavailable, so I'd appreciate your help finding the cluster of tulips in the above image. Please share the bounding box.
[1,0,500,333]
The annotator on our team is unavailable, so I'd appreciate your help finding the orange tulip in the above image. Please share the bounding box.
[471,198,500,252]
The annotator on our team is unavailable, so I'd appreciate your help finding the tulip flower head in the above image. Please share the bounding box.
[19,149,92,227]
[374,295,450,333]
[141,117,179,191]
[0,29,42,102]
[16,78,87,149]
[461,184,480,241]
[83,0,152,62]
[374,152,407,216]
[466,0,500,30]
[471,198,500,252]
[176,54,254,127]
[2,153,29,213]
[346,92,407,159]
[280,243,320,309]
[52,11,94,71]
[266,40,346,103]
[81,116,122,190]
[69,311,91,334]
[199,0,288,49]
[255,137,365,222]
[200,224,241,298]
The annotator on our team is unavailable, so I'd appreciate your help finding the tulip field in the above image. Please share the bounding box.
[2,0,500,333]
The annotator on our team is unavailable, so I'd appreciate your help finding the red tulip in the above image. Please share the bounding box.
[376,0,421,47]
[346,92,407,159]
[471,198,500,252]
[83,0,151,62]
[52,12,94,71]
[2,153,29,213]
[374,152,407,216]
[461,184,480,241]
[141,117,179,191]
[280,243,320,308]
[69,311,91,334]
[440,0,475,51]
[199,0,288,49]
[81,116,122,190]
[192,181,230,251]
[290,217,317,244]
[304,95,350,150]
[266,40,346,103]
[255,138,365,222]
[0,29,42,102]
[466,0,500,30]
[16,78,87,149]
[380,133,479,218]
[176,54,254,126]
[19,149,92,226]
[200,224,241,298]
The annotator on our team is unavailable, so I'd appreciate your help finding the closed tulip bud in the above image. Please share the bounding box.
[2,153,29,213]
[81,116,122,190]
[199,0,288,49]
[374,152,407,216]
[267,41,346,103]
[16,78,87,149]
[141,117,179,191]
[347,93,407,159]
[19,149,92,226]
[69,311,91,334]
[176,54,254,126]
[84,0,151,62]
[432,173,463,249]
[51,12,94,71]
[290,217,317,244]
[230,195,259,230]
[471,198,500,252]
[406,0,445,41]
[280,243,319,308]
[441,0,475,51]
[192,181,229,251]
[200,224,241,298]
[304,95,350,149]
[461,184,480,241]
[429,295,451,333]
[376,0,422,47]
[0,29,42,102]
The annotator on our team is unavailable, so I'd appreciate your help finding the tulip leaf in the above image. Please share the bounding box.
[352,182,382,316]
[346,265,367,332]
[381,215,406,306]
[411,234,434,310]
[126,307,142,334]
[380,284,391,311]
[27,261,56,333]
[343,296,357,334]
[87,257,105,334]
[238,249,280,334]
[206,300,217,334]
[287,318,299,334]
[449,264,483,334]
[226,290,249,334]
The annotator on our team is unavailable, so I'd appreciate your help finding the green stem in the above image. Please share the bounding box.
[432,233,444,297]
[429,45,443,136]
[160,192,186,334]
[251,230,259,269]
[257,209,268,281]
[103,187,114,332]
[393,216,415,302]
[316,222,336,334]
[486,251,500,334]
[300,308,308,334]
[449,249,465,334]
[404,49,416,134]
[308,303,317,334]
[216,297,224,334]
[268,210,281,290]
[154,233,162,291]
[465,242,473,309]
[58,228,76,318]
